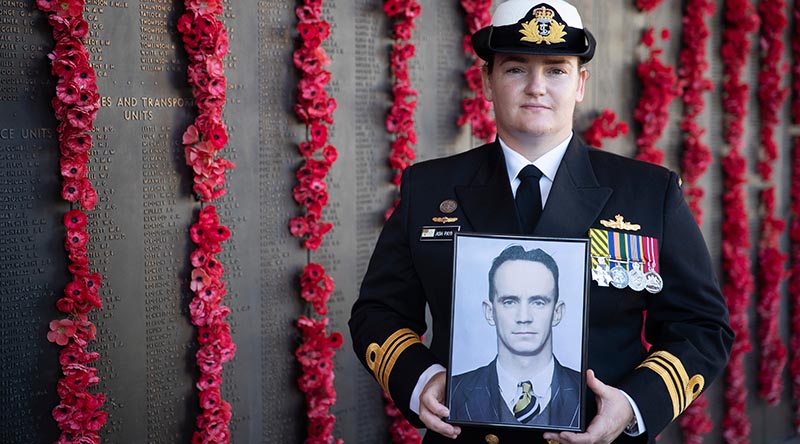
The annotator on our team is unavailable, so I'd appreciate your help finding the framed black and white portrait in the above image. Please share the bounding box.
[446,233,590,432]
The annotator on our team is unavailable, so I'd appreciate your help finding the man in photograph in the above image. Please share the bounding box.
[449,245,580,428]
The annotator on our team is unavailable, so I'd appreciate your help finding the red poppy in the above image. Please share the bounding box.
[198,284,224,305]
[65,229,88,252]
[203,257,224,280]
[293,47,331,75]
[197,372,222,391]
[191,268,212,292]
[55,81,81,104]
[298,21,327,48]
[61,130,92,155]
[583,109,628,148]
[48,319,77,346]
[205,304,231,326]
[63,209,88,230]
[304,234,323,251]
[303,262,326,282]
[199,387,222,410]
[71,315,96,343]
[403,2,421,19]
[79,182,97,210]
[290,216,310,237]
[81,273,100,295]
[36,0,57,12]
[393,20,414,40]
[53,0,85,18]
[299,78,327,102]
[206,225,231,244]
[65,108,94,131]
[51,60,76,83]
[81,409,107,432]
[299,155,330,178]
[204,74,227,98]
[65,16,89,39]
[186,0,223,14]
[636,0,665,11]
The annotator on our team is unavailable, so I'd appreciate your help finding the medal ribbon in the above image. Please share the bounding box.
[626,233,643,269]
[589,228,610,268]
[609,230,629,269]
[642,235,659,273]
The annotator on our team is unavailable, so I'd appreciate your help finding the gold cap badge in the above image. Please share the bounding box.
[519,7,566,45]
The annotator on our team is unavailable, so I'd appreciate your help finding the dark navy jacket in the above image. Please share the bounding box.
[350,139,733,444]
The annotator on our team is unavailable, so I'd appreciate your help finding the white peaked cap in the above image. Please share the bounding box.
[492,0,585,29]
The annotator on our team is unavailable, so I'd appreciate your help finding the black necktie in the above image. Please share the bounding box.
[515,165,543,233]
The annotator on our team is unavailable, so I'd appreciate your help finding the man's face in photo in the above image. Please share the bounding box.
[484,259,564,356]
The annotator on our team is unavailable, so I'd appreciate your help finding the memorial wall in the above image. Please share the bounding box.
[0,0,798,443]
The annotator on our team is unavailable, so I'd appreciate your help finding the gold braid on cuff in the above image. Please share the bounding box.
[366,328,421,395]
[637,350,704,419]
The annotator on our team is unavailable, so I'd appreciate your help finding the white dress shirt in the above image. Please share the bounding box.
[497,357,554,413]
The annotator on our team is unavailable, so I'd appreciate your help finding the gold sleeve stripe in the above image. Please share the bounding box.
[637,361,681,418]
[636,350,705,419]
[365,328,421,394]
[651,354,687,412]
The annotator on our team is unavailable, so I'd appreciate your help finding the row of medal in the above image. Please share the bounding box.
[591,256,663,293]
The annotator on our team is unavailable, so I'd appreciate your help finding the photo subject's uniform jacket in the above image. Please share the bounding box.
[349,138,733,443]
[450,357,581,429]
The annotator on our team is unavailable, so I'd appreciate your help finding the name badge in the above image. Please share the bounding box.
[419,225,460,241]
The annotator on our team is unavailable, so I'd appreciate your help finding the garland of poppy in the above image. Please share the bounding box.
[633,28,676,165]
[382,392,422,444]
[36,1,108,442]
[790,0,800,430]
[383,0,420,221]
[582,109,628,149]
[381,2,424,442]
[632,24,716,442]
[720,1,759,443]
[177,0,238,442]
[673,2,715,441]
[755,0,789,407]
[457,0,495,142]
[677,0,714,227]
[290,2,344,443]
[791,0,800,430]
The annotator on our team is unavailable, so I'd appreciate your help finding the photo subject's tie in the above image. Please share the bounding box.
[513,380,540,422]
[516,165,544,233]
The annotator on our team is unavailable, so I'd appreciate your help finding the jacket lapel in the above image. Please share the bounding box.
[455,143,522,234]
[535,138,612,237]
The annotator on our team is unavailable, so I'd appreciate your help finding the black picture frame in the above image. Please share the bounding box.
[446,232,590,433]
